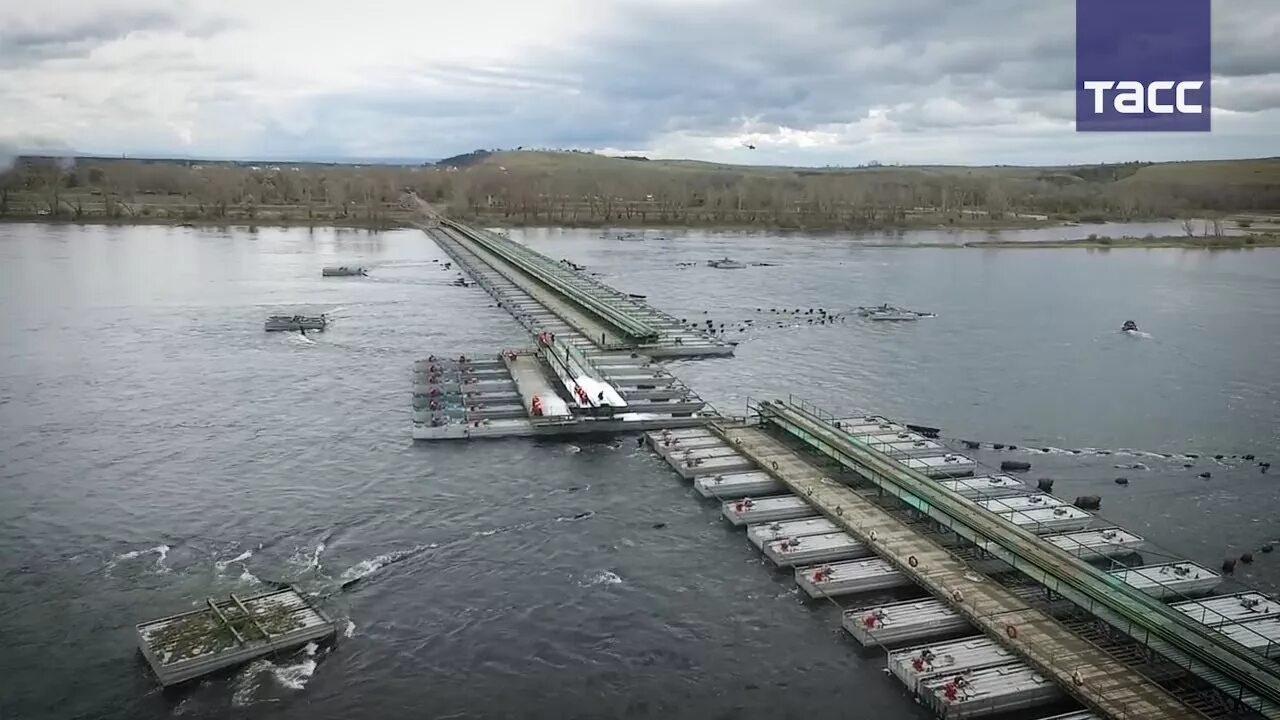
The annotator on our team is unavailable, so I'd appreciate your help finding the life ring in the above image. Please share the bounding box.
[1072,670,1084,687]
[1005,624,1018,639]
[908,555,919,568]
[771,461,779,470]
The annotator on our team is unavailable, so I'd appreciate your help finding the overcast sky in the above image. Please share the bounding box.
[2,0,1278,166]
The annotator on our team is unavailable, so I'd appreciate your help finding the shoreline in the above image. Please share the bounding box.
[2,216,1276,249]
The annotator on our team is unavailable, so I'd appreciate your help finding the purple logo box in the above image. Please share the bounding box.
[1076,0,1211,132]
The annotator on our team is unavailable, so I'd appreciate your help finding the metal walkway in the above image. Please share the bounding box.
[750,398,1280,719]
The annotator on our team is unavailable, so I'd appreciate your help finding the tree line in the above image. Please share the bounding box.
[2,155,1275,230]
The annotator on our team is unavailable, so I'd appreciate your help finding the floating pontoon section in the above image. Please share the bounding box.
[672,449,756,480]
[997,505,1092,534]
[720,495,816,526]
[794,557,909,599]
[917,662,1063,718]
[1212,617,1280,658]
[1107,561,1221,599]
[693,471,783,499]
[832,417,905,435]
[889,635,1018,694]
[939,474,1028,500]
[1172,592,1280,626]
[762,532,869,567]
[903,453,977,478]
[844,598,972,648]
[746,517,841,549]
[977,493,1066,514]
[1044,527,1144,559]
[136,587,335,687]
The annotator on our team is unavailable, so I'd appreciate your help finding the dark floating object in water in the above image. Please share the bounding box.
[1186,453,1199,459]
[1243,454,1255,461]
[962,440,980,449]
[992,443,1005,450]
[1261,462,1270,474]
[1070,449,1082,455]
[1073,495,1102,510]
[1262,543,1275,554]
[1096,449,1111,455]
[906,423,941,439]
[1036,478,1055,492]
[651,522,668,529]
[1007,445,1018,450]
[1114,477,1130,486]
[1214,454,1224,460]
[1241,552,1255,564]
[1001,460,1032,472]
[1198,471,1212,479]
[1121,320,1138,332]
[1222,558,1237,574]
[1041,447,1051,453]
[1183,463,1194,469]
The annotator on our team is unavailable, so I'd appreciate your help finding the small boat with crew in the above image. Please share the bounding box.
[708,257,747,269]
[856,304,935,321]
[1121,320,1139,332]
[265,314,328,332]
[616,232,645,242]
[321,266,367,277]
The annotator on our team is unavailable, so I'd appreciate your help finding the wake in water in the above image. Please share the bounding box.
[285,332,316,346]
[231,642,321,707]
[338,543,438,589]
[105,544,171,576]
[578,570,623,587]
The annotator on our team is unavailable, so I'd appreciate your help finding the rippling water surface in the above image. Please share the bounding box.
[2,222,1278,720]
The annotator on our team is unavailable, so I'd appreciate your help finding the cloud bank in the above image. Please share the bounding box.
[1,0,1277,164]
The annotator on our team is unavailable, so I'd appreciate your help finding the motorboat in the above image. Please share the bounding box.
[322,266,367,277]
[265,314,328,332]
[707,257,747,269]
[1121,320,1139,332]
[856,304,935,321]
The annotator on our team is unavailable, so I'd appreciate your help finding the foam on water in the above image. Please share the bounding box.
[338,543,437,587]
[105,544,171,575]
[579,570,623,587]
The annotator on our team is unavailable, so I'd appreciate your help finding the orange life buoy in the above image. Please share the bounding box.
[1006,624,1018,639]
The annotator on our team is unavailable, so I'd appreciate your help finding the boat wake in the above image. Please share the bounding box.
[286,333,316,346]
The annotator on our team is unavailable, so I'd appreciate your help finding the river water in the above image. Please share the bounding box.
[1,222,1277,720]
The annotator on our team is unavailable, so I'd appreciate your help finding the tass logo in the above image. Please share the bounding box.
[1076,0,1211,132]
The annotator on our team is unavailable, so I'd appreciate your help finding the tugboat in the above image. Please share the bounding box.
[265,314,328,332]
[1121,320,1139,333]
[322,266,367,277]
[707,257,747,269]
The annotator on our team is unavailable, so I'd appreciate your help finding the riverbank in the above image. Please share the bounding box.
[3,215,1276,250]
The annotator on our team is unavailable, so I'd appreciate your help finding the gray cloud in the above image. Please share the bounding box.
[3,0,1277,163]
[0,2,234,66]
